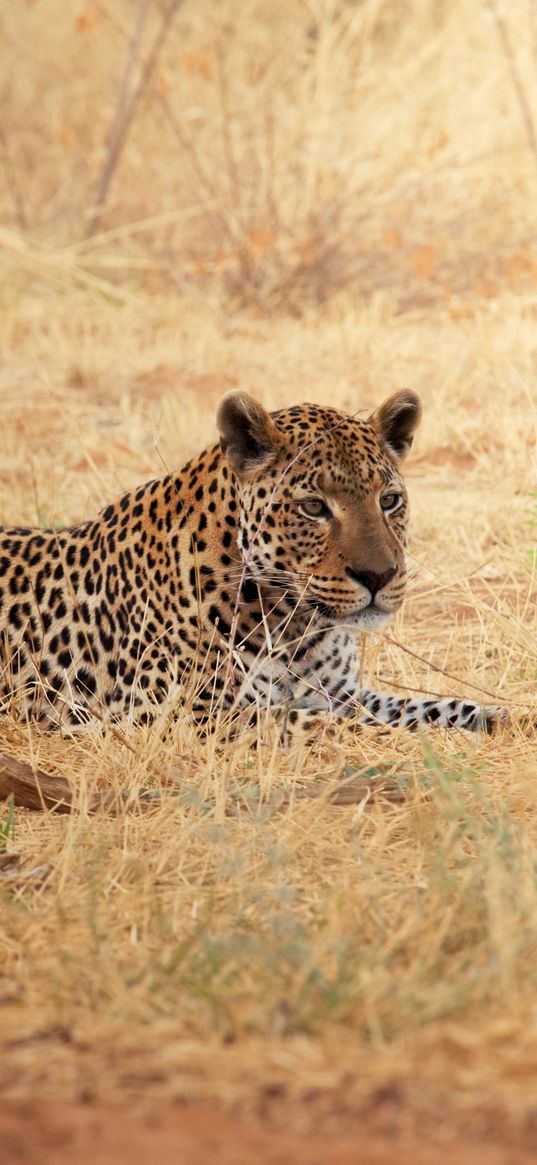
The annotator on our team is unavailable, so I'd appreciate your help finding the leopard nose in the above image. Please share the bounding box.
[345,566,397,597]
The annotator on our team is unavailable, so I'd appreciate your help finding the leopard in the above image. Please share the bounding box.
[0,388,508,737]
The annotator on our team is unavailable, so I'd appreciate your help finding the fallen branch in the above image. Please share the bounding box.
[0,754,408,818]
[0,753,73,812]
[0,753,149,815]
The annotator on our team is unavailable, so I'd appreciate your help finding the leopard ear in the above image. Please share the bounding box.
[217,391,286,476]
[372,390,422,461]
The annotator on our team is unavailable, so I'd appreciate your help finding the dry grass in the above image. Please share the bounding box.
[1,0,537,1142]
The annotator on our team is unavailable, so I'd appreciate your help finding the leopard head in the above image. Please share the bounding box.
[217,389,421,629]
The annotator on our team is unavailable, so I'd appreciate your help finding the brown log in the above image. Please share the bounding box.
[0,752,405,817]
[0,753,73,812]
[0,753,149,815]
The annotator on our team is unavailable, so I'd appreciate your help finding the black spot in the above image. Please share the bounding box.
[425,706,441,722]
[74,667,97,696]
[208,606,231,636]
[241,579,258,604]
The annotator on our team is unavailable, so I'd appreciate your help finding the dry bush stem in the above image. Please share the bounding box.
[86,0,184,238]
[91,0,150,225]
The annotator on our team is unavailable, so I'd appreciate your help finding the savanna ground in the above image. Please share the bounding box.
[1,1,537,1161]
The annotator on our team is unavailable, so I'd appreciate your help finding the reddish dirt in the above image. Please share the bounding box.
[0,1102,535,1165]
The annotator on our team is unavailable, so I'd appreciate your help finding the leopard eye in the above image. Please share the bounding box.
[380,491,403,514]
[299,497,332,520]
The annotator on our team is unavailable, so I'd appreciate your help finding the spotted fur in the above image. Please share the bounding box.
[0,390,506,734]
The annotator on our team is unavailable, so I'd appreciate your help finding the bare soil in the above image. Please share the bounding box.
[0,1101,535,1165]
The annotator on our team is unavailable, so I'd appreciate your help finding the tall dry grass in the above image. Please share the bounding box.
[3,0,537,311]
[0,0,537,1141]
